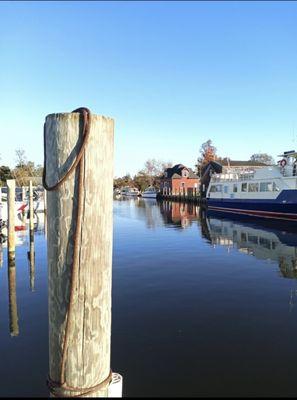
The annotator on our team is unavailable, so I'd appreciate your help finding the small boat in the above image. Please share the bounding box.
[206,150,297,221]
[141,186,158,198]
[127,187,140,196]
[121,187,140,196]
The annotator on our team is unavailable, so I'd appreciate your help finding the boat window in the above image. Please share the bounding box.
[248,183,259,192]
[248,234,258,244]
[241,232,247,242]
[233,184,238,192]
[210,185,216,192]
[224,186,228,193]
[259,237,271,249]
[260,182,273,192]
[273,182,280,191]
[241,183,247,192]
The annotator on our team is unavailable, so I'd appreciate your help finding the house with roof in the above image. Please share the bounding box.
[160,164,199,196]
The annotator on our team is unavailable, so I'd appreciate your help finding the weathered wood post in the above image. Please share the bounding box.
[8,257,19,336]
[0,244,3,268]
[44,109,120,397]
[22,186,26,201]
[43,187,47,213]
[28,181,35,291]
[29,181,34,231]
[0,187,2,268]
[7,179,16,261]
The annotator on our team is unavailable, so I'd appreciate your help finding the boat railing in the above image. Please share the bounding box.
[211,172,254,182]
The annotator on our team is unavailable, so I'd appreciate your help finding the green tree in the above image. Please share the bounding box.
[250,153,275,165]
[0,165,12,185]
[196,139,218,176]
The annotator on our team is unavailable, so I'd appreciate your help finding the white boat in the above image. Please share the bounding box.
[141,186,158,198]
[121,186,140,196]
[205,150,297,221]
[0,191,43,230]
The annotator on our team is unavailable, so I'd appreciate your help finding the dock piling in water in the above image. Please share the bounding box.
[7,179,16,260]
[8,257,19,337]
[44,109,119,397]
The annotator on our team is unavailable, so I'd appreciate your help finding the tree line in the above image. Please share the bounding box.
[195,139,275,176]
[114,159,173,191]
[0,149,43,186]
[0,143,276,189]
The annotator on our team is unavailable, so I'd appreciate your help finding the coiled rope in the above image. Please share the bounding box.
[43,108,112,397]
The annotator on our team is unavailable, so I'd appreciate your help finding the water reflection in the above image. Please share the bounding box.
[134,198,164,229]
[203,210,297,280]
[159,200,199,229]
[28,228,35,292]
[8,257,19,337]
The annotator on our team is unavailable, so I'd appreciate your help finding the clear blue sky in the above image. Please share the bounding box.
[1,1,297,177]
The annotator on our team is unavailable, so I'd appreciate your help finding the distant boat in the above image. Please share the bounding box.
[141,186,158,198]
[127,187,141,196]
[0,189,44,230]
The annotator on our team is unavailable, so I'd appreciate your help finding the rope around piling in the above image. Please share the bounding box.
[43,108,113,397]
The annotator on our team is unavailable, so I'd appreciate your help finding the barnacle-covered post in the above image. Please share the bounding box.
[44,109,119,397]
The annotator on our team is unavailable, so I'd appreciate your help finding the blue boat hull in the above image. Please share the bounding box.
[207,190,297,220]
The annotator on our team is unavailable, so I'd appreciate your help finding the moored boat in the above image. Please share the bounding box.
[206,150,297,221]
[141,186,158,198]
[121,186,140,196]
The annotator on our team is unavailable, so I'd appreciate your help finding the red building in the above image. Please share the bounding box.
[160,164,199,196]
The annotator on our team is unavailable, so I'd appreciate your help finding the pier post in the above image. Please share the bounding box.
[44,109,117,397]
[22,186,26,202]
[29,181,35,291]
[7,179,16,260]
[29,181,34,232]
[43,188,47,213]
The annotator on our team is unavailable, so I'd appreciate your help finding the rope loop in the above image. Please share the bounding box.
[42,107,91,191]
[47,370,113,398]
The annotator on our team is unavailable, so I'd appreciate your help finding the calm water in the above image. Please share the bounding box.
[1,198,297,397]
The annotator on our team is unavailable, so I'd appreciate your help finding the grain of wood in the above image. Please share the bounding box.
[7,179,15,255]
[45,112,114,397]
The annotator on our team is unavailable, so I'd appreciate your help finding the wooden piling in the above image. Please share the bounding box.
[29,181,34,231]
[8,257,19,336]
[0,243,3,268]
[7,179,16,259]
[22,186,26,202]
[44,110,114,397]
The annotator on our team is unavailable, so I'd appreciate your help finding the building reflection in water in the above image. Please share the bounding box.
[201,210,297,280]
[159,200,199,229]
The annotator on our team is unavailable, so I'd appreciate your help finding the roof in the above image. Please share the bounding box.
[162,164,199,179]
[220,160,268,167]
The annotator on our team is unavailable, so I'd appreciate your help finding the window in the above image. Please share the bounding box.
[273,182,280,191]
[248,183,259,192]
[242,183,247,192]
[241,232,247,242]
[260,182,273,192]
[209,184,222,193]
[259,237,271,249]
[233,184,238,192]
[224,186,228,193]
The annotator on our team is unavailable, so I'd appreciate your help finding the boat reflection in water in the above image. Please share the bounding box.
[201,209,297,280]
